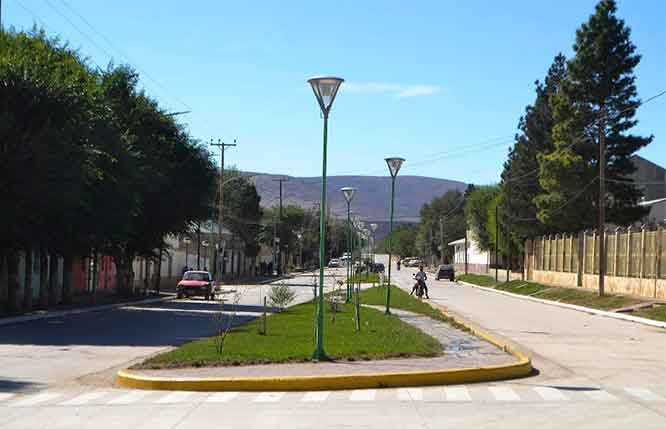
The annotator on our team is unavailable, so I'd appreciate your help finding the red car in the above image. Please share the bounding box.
[177,271,214,300]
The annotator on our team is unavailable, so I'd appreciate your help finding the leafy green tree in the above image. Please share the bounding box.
[415,190,465,263]
[536,0,651,231]
[464,186,499,251]
[219,169,263,259]
[377,224,418,258]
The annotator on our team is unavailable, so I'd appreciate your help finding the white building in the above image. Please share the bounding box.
[448,230,497,275]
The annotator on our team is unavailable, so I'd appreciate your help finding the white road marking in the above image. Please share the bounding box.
[11,393,62,407]
[625,388,664,401]
[585,390,618,401]
[397,388,423,401]
[445,387,471,401]
[533,387,569,401]
[205,392,239,403]
[253,392,285,403]
[0,393,15,402]
[107,391,151,405]
[489,386,520,401]
[61,391,107,406]
[349,389,376,401]
[301,391,330,402]
[155,391,194,404]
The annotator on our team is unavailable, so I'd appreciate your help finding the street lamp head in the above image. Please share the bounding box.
[385,157,405,177]
[340,186,356,204]
[183,237,192,244]
[308,76,344,116]
[202,240,209,247]
[370,223,378,232]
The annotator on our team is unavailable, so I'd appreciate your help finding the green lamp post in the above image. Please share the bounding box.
[370,223,378,265]
[308,76,344,361]
[385,157,405,315]
[341,187,356,303]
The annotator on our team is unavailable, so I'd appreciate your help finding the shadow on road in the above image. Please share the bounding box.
[0,378,42,393]
[0,300,257,348]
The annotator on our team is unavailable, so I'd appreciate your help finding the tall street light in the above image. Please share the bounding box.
[385,157,405,315]
[308,76,344,361]
[341,187,356,303]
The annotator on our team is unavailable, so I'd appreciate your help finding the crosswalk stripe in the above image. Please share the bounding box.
[61,392,107,406]
[444,387,471,401]
[349,389,376,401]
[397,388,423,401]
[489,386,520,401]
[533,387,569,401]
[205,392,239,403]
[253,392,285,403]
[155,391,194,404]
[301,391,330,402]
[585,390,618,401]
[0,393,15,402]
[625,388,664,401]
[11,393,62,407]
[107,391,151,405]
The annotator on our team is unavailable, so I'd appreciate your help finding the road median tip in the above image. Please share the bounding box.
[117,304,532,391]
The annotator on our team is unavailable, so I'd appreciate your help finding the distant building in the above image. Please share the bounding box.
[630,155,666,224]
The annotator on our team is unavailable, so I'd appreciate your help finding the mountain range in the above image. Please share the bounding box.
[248,173,467,233]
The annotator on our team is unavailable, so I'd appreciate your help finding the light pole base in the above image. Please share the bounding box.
[311,350,330,362]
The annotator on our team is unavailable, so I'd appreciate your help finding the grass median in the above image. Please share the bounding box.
[457,274,666,321]
[136,301,442,369]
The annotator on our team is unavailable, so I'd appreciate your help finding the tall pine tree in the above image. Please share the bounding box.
[536,0,651,231]
[500,53,567,241]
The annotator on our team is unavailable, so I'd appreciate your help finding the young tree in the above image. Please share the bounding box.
[464,185,499,251]
[536,0,651,230]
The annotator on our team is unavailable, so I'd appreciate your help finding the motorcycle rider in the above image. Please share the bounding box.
[411,266,430,299]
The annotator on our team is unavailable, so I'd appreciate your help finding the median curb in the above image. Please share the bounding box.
[458,280,666,329]
[116,307,532,391]
[0,295,175,327]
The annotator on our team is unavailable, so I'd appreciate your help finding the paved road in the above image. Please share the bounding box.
[2,262,665,427]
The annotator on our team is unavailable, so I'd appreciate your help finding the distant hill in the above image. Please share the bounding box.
[247,173,466,238]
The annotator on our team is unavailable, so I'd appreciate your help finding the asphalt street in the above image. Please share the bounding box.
[1,262,665,428]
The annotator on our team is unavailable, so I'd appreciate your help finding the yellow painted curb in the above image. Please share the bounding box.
[116,306,532,391]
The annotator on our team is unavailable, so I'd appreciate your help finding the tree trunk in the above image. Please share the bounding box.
[62,253,74,305]
[23,248,33,313]
[39,245,49,308]
[90,250,98,305]
[113,249,134,298]
[0,250,6,312]
[48,253,59,306]
[143,259,149,295]
[154,250,162,295]
[6,251,20,314]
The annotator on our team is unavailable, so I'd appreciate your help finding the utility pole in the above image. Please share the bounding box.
[428,227,433,267]
[273,177,289,276]
[506,179,512,283]
[598,106,606,297]
[210,138,236,281]
[439,217,445,265]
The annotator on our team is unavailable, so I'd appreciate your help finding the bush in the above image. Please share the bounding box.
[268,283,296,311]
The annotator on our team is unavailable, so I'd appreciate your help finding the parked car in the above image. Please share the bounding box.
[328,258,341,268]
[177,271,214,300]
[436,264,455,281]
[407,258,423,267]
[370,262,385,273]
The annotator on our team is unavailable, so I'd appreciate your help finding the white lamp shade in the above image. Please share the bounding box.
[385,157,405,177]
[370,223,378,232]
[341,186,356,203]
[308,76,344,115]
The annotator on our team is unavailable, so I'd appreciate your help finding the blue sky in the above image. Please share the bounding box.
[6,0,665,185]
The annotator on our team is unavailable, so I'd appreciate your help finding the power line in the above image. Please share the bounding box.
[56,0,191,111]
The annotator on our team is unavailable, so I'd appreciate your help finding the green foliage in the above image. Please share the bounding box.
[377,224,418,257]
[536,0,651,230]
[464,186,499,251]
[0,28,217,302]
[414,190,465,263]
[218,169,262,257]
